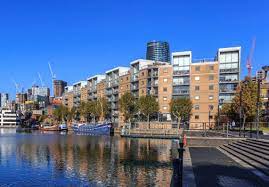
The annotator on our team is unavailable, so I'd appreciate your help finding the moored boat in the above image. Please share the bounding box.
[59,123,68,131]
[71,123,111,135]
[40,124,59,131]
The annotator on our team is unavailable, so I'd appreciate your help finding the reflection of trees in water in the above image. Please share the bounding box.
[13,134,173,186]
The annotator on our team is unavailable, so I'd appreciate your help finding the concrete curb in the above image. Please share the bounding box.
[183,147,196,187]
[217,147,269,182]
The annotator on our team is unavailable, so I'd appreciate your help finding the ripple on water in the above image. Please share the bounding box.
[0,132,177,186]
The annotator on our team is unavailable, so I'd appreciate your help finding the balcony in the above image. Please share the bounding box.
[220,68,239,74]
[173,90,189,95]
[173,81,189,86]
[112,89,119,94]
[219,88,237,93]
[219,78,239,83]
[106,90,113,95]
[149,72,158,77]
[131,84,139,91]
[173,70,190,76]
[131,74,139,82]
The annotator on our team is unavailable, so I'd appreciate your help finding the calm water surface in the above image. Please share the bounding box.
[0,129,177,186]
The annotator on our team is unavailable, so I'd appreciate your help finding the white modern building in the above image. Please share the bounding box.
[0,109,19,127]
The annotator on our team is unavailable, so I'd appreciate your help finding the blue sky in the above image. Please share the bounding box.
[0,0,268,98]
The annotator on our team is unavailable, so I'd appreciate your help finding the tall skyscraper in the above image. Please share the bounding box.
[0,93,9,108]
[53,80,67,97]
[146,41,170,63]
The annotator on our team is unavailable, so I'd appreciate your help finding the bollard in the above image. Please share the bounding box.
[178,142,185,187]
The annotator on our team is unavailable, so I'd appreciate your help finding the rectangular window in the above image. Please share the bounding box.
[195,115,199,119]
[194,105,199,110]
[195,86,200,91]
[195,66,200,72]
[209,105,214,110]
[195,96,200,100]
[163,97,167,101]
[163,78,168,83]
[209,75,214,81]
[209,65,214,71]
[209,85,214,90]
[209,95,214,100]
[195,76,200,81]
[209,115,213,119]
[163,87,167,92]
[163,106,168,110]
[163,68,168,73]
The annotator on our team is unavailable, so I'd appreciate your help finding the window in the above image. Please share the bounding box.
[195,76,200,81]
[195,66,200,72]
[163,68,168,73]
[195,115,199,120]
[121,78,123,82]
[209,105,214,110]
[209,75,214,80]
[141,72,144,76]
[163,78,168,83]
[120,86,123,90]
[195,86,200,91]
[141,81,144,85]
[209,95,214,100]
[126,77,129,80]
[127,85,129,88]
[209,115,213,119]
[209,65,214,71]
[163,97,167,101]
[195,96,200,100]
[209,85,214,90]
[163,87,167,92]
[163,106,168,110]
[142,90,144,94]
[194,105,200,110]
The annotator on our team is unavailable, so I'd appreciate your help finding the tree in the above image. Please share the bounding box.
[96,97,109,122]
[53,105,68,123]
[170,98,192,128]
[119,92,137,123]
[67,107,76,122]
[79,101,89,122]
[138,95,159,128]
[232,78,260,129]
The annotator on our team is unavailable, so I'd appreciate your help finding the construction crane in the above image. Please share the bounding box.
[12,79,20,94]
[48,61,57,96]
[246,37,256,78]
[38,72,44,87]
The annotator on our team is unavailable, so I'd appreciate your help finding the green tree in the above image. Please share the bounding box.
[232,78,260,129]
[67,107,77,122]
[53,105,68,123]
[138,95,159,128]
[79,101,89,122]
[170,98,192,128]
[95,97,109,122]
[119,92,137,123]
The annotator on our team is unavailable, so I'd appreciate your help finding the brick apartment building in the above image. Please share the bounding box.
[62,46,241,129]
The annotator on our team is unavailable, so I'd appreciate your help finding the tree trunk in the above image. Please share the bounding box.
[147,114,150,129]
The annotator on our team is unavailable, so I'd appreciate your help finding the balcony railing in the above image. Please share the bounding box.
[173,90,189,95]
[220,68,239,73]
[173,70,189,76]
[173,81,189,86]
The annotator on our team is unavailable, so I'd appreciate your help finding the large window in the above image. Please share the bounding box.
[173,77,189,85]
[173,56,190,66]
[220,74,238,82]
[219,52,239,63]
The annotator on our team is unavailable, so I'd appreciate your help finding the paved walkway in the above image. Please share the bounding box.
[189,147,269,187]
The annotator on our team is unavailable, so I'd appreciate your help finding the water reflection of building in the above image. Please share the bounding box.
[9,135,174,186]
